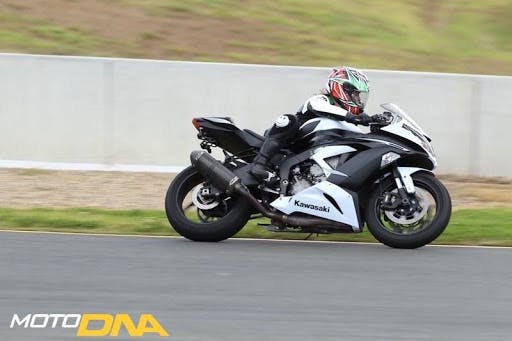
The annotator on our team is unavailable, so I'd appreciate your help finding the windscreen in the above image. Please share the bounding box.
[380,103,430,140]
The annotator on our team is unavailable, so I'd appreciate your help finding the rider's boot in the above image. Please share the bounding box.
[249,138,281,186]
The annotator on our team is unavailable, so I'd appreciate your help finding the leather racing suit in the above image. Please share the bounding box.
[249,94,370,183]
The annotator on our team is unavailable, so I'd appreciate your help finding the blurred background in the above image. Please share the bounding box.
[0,0,511,73]
[0,0,510,239]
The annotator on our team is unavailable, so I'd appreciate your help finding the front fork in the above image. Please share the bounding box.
[381,166,428,213]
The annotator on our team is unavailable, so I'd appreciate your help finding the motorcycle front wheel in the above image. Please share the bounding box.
[365,172,451,249]
[165,165,251,242]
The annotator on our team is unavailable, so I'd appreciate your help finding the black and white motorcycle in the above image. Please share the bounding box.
[165,103,451,249]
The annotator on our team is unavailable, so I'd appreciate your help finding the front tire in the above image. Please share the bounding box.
[366,172,451,249]
[165,166,251,242]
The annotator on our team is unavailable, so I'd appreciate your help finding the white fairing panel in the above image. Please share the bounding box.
[381,124,422,150]
[379,103,437,168]
[310,145,356,177]
[382,123,437,168]
[270,180,361,231]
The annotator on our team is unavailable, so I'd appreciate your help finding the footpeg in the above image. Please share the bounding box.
[266,225,284,232]
[257,222,271,226]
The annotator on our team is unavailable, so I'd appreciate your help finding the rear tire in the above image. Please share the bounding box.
[366,172,451,249]
[165,166,251,242]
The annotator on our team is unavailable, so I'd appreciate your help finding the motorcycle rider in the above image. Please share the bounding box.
[249,66,380,184]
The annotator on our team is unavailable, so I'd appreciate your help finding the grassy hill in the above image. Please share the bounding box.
[0,0,511,74]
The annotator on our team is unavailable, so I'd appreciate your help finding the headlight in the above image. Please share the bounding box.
[381,152,400,168]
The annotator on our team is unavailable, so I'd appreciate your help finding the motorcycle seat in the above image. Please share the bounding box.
[243,129,264,140]
[242,129,264,148]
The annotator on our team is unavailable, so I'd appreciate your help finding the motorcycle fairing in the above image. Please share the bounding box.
[270,180,361,231]
[326,146,396,191]
[310,145,356,177]
[299,117,362,136]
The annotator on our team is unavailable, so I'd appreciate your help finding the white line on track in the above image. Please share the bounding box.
[0,159,184,173]
[1,229,511,250]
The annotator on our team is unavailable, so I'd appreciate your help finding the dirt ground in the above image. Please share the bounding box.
[0,169,510,210]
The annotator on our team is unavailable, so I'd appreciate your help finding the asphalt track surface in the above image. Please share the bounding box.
[1,231,512,341]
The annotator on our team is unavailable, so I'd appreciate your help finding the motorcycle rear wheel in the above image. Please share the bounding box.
[366,172,451,249]
[165,166,251,242]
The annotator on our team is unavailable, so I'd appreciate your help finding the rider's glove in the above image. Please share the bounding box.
[371,113,389,124]
[345,112,373,126]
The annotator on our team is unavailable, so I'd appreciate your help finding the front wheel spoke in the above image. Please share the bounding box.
[197,209,210,222]
[379,205,435,235]
[183,202,195,210]
[377,183,439,236]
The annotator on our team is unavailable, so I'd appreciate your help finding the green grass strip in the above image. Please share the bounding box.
[0,207,511,246]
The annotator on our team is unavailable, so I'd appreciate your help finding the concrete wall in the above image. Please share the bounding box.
[0,53,510,177]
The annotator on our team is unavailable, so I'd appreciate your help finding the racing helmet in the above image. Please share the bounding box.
[327,66,370,115]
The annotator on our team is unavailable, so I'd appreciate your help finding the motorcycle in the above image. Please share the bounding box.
[165,103,451,249]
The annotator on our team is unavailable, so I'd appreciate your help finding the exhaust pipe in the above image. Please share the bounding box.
[190,150,241,194]
[190,151,353,232]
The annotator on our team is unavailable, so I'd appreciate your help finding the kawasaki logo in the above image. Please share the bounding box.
[294,200,330,213]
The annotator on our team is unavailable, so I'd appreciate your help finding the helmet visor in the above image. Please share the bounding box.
[350,90,369,109]
[343,82,369,109]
